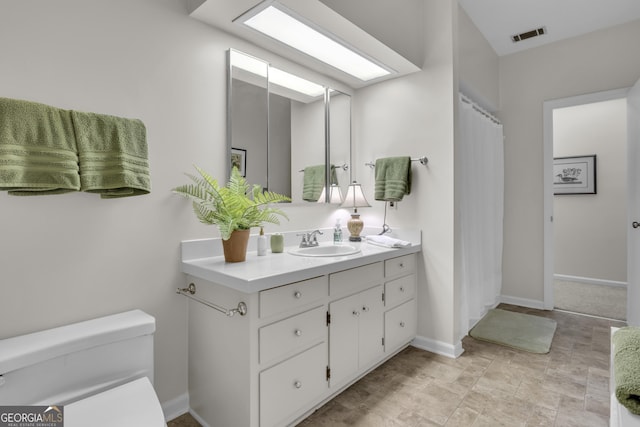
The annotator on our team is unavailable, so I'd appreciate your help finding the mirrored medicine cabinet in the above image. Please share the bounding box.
[227,49,352,204]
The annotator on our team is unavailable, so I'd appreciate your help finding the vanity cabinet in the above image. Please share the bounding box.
[184,252,417,427]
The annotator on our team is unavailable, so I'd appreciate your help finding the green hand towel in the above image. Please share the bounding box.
[0,97,80,195]
[374,156,411,202]
[302,165,338,201]
[71,110,150,198]
[302,165,324,202]
[613,327,640,415]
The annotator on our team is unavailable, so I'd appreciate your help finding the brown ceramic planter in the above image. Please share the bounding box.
[222,229,250,262]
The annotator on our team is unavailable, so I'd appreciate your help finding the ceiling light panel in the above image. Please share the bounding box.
[237,2,392,81]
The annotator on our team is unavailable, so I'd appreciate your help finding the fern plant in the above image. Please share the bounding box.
[173,166,290,240]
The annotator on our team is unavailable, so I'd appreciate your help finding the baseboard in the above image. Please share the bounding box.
[189,409,212,427]
[412,335,464,358]
[161,392,189,423]
[554,274,627,288]
[500,295,545,310]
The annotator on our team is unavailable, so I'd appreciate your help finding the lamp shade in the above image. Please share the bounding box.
[340,181,370,210]
[317,184,343,204]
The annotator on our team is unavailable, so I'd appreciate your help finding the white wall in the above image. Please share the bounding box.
[352,0,458,352]
[0,0,342,411]
[553,99,627,282]
[500,20,640,305]
[457,6,500,112]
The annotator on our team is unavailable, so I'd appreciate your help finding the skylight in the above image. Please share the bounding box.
[236,2,392,82]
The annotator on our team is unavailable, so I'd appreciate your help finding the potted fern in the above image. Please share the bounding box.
[173,166,290,262]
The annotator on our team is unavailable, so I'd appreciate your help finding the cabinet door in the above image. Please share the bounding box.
[328,292,359,387]
[358,285,384,368]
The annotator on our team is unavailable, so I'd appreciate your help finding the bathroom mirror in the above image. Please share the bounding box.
[227,49,351,204]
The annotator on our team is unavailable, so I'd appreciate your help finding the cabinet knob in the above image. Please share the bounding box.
[362,306,370,312]
[400,321,405,328]
[399,263,404,268]
[294,381,302,389]
[399,286,405,292]
[294,329,302,337]
[293,291,302,299]
[352,310,360,317]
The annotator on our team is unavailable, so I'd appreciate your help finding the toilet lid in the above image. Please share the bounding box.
[65,377,166,427]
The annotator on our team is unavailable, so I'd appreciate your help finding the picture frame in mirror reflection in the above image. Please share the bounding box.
[231,148,247,177]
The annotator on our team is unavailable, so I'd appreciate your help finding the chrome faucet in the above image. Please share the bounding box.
[297,230,323,247]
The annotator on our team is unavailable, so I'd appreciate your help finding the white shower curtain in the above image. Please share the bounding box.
[458,94,504,339]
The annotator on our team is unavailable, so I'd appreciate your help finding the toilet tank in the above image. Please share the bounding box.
[0,309,155,405]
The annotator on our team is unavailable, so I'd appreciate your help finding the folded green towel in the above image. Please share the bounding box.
[302,165,337,202]
[374,156,411,202]
[613,327,640,415]
[71,110,150,198]
[0,97,80,195]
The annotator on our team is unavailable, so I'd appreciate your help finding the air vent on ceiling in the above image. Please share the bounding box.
[511,27,546,43]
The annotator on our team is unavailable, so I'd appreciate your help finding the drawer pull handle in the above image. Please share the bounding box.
[400,321,405,328]
[293,291,302,299]
[399,286,405,292]
[362,306,370,312]
[352,310,360,317]
[294,381,302,389]
[294,329,302,337]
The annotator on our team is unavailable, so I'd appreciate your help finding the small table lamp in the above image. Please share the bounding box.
[340,181,371,241]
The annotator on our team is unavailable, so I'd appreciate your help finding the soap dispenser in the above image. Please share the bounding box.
[333,219,343,245]
[257,227,267,256]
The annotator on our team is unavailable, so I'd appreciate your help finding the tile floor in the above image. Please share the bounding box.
[168,304,625,427]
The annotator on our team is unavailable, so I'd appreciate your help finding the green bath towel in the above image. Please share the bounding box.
[374,156,411,202]
[613,326,640,415]
[302,165,337,202]
[71,110,150,198]
[0,97,80,195]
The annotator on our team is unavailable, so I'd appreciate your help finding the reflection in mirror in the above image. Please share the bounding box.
[228,49,351,204]
[228,50,268,189]
[328,90,351,202]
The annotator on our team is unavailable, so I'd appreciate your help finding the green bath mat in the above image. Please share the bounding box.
[469,309,557,353]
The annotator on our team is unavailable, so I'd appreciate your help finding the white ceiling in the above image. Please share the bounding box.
[458,0,640,56]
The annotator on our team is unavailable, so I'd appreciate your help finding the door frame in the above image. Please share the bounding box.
[542,88,629,310]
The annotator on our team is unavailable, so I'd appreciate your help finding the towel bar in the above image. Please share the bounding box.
[298,163,349,173]
[176,283,247,317]
[365,156,428,168]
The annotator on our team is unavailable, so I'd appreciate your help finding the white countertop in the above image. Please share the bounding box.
[181,229,421,293]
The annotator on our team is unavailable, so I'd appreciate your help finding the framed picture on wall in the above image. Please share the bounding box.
[553,154,597,195]
[230,148,247,177]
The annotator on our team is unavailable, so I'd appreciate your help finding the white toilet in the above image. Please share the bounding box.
[0,309,166,427]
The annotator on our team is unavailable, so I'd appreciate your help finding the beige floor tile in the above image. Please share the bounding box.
[445,406,480,427]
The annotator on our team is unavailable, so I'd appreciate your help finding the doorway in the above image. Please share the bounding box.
[543,88,629,319]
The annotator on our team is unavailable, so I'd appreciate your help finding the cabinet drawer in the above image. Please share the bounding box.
[385,274,416,308]
[384,254,416,278]
[329,262,383,297]
[259,306,326,365]
[260,276,328,318]
[260,342,327,427]
[384,299,416,352]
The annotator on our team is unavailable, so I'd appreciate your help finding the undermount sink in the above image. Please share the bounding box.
[288,244,361,257]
